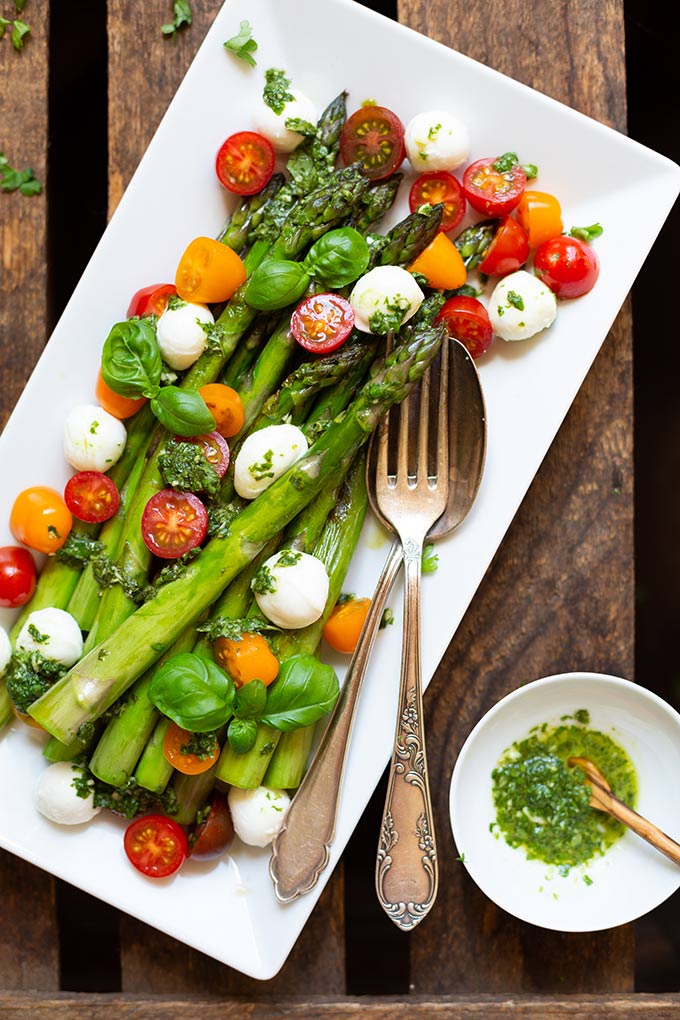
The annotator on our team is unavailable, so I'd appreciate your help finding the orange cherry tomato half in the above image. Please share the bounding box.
[0,545,36,608]
[12,705,44,729]
[124,814,188,878]
[477,217,530,277]
[213,632,279,688]
[141,489,208,560]
[291,293,355,354]
[10,487,72,554]
[175,236,247,304]
[409,232,467,290]
[96,369,147,420]
[64,471,120,524]
[163,723,220,775]
[127,283,177,319]
[408,171,466,233]
[340,105,405,181]
[463,157,527,218]
[198,384,245,439]
[323,597,371,654]
[216,131,275,196]
[515,190,563,249]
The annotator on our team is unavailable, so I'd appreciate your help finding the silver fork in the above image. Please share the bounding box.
[374,338,449,930]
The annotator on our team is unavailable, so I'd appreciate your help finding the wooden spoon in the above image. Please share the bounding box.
[568,755,680,866]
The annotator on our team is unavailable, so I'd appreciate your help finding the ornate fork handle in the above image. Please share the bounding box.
[376,535,438,930]
[270,541,403,903]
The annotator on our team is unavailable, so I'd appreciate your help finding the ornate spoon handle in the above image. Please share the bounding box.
[375,538,438,930]
[270,541,403,903]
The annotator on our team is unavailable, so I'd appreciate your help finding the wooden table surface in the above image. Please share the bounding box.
[1,0,672,1016]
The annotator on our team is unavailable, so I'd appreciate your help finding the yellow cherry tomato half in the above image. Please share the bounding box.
[515,190,564,249]
[163,723,220,775]
[323,597,371,654]
[96,368,147,420]
[198,384,245,439]
[408,232,467,291]
[175,236,247,304]
[213,632,279,688]
[10,487,73,554]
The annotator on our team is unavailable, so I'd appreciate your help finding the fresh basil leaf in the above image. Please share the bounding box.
[102,319,162,399]
[244,259,310,312]
[0,17,10,40]
[228,717,258,754]
[149,652,235,732]
[11,19,30,50]
[151,386,216,437]
[234,679,267,719]
[303,227,370,288]
[260,653,339,732]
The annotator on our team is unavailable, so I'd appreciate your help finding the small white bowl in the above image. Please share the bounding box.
[449,672,680,931]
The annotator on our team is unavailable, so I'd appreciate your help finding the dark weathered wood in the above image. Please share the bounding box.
[399,0,634,996]
[0,2,61,993]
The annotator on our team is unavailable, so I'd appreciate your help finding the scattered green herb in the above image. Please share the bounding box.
[379,608,394,629]
[422,543,439,574]
[248,448,276,481]
[0,152,41,195]
[224,19,257,67]
[263,67,293,115]
[569,223,604,243]
[180,730,219,760]
[506,290,525,311]
[27,623,49,645]
[276,549,302,568]
[251,563,277,596]
[162,0,192,37]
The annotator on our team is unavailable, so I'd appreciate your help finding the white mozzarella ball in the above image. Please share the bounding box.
[349,266,424,335]
[488,270,558,341]
[253,550,329,629]
[35,762,101,825]
[156,301,214,371]
[234,424,308,500]
[64,403,127,473]
[405,110,470,172]
[228,785,291,847]
[16,607,83,667]
[0,626,11,677]
[253,88,318,153]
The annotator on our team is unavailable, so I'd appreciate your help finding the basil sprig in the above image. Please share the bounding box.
[303,227,370,288]
[102,319,162,399]
[149,653,236,732]
[151,385,216,437]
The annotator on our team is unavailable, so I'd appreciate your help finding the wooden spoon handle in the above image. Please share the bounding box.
[590,784,680,866]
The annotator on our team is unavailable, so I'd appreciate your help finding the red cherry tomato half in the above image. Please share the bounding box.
[124,814,188,878]
[189,791,235,858]
[291,293,355,355]
[141,489,208,560]
[533,235,600,299]
[64,471,121,524]
[340,105,405,181]
[477,217,530,277]
[463,157,527,218]
[177,431,230,479]
[0,546,37,608]
[437,297,493,359]
[216,131,275,196]
[127,283,176,319]
[408,171,466,233]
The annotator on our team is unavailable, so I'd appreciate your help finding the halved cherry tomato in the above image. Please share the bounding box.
[409,232,466,290]
[198,384,245,439]
[0,545,36,608]
[216,131,275,196]
[463,157,527,217]
[96,369,147,420]
[141,489,208,559]
[408,172,466,233]
[12,705,44,729]
[124,814,188,878]
[10,487,72,555]
[340,105,405,181]
[291,293,355,354]
[477,217,530,277]
[189,790,235,857]
[533,235,600,298]
[163,723,220,775]
[127,283,176,319]
[437,297,493,359]
[175,237,247,304]
[213,632,279,688]
[64,471,120,524]
[180,432,230,479]
[515,191,563,249]
[323,597,371,654]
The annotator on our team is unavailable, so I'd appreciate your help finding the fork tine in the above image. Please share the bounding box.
[417,364,431,485]
[437,339,450,480]
[397,392,411,482]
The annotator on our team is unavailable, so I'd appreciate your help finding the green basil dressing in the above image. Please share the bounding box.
[491,711,637,870]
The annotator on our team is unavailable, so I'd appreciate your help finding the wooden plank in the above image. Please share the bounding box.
[106,1,345,991]
[0,0,60,993]
[398,0,634,996]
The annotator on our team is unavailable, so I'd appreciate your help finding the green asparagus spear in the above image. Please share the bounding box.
[217,173,286,250]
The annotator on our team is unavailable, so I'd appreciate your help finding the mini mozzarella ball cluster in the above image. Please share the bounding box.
[349,266,424,335]
[35,762,101,825]
[0,626,10,676]
[228,785,291,847]
[234,423,308,500]
[254,89,318,153]
[156,301,214,370]
[488,270,557,342]
[64,404,127,473]
[405,110,470,172]
[16,607,84,667]
[253,550,330,629]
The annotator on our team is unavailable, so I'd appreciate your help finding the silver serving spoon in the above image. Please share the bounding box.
[270,338,487,904]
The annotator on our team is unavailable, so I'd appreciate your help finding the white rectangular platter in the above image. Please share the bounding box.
[1,0,679,981]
